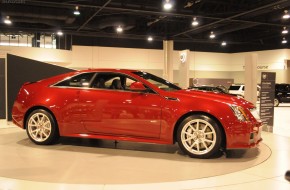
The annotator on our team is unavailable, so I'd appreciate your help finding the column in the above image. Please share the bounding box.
[163,40,173,82]
[244,53,258,103]
[286,60,290,83]
[32,32,40,47]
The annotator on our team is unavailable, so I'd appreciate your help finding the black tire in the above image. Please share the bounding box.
[177,115,222,158]
[26,109,59,145]
[274,98,279,107]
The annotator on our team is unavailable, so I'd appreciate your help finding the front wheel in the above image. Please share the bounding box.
[26,109,59,145]
[177,115,222,158]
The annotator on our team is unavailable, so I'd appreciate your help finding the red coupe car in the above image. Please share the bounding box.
[12,69,262,158]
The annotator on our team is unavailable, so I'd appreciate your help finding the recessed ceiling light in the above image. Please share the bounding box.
[74,6,80,15]
[209,31,215,39]
[163,0,173,10]
[283,10,290,19]
[116,26,123,33]
[148,36,153,41]
[221,41,227,46]
[282,27,288,34]
[57,31,63,36]
[282,37,287,44]
[4,16,12,25]
[192,17,199,26]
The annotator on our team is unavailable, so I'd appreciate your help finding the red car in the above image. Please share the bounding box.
[12,69,262,158]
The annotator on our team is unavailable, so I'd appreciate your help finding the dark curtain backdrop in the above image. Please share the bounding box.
[0,59,5,119]
[7,54,74,120]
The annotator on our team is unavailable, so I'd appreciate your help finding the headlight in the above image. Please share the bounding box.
[250,108,261,121]
[229,105,249,122]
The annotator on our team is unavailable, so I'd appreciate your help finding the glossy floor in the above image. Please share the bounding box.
[0,104,290,190]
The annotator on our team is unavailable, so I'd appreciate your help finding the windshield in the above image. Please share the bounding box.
[133,71,182,91]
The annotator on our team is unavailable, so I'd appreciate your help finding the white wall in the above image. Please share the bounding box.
[71,46,164,70]
[0,46,71,66]
[1,45,290,83]
[230,49,289,70]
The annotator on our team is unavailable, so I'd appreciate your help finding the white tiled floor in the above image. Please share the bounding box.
[0,104,290,190]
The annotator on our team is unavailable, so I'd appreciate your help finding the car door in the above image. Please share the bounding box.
[79,72,162,138]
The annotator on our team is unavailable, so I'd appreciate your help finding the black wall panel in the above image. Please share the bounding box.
[0,59,5,119]
[7,54,74,120]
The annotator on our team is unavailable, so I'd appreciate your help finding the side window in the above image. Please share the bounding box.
[55,73,95,87]
[92,73,137,91]
[277,85,283,91]
[107,77,123,90]
[279,85,286,91]
[124,77,136,90]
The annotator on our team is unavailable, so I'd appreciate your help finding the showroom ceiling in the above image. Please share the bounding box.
[1,0,290,52]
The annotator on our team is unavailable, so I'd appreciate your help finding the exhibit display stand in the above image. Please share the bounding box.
[260,72,276,132]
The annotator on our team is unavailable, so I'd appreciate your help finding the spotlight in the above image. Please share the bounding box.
[4,16,12,25]
[74,6,80,15]
[282,10,290,19]
[221,41,227,46]
[282,37,287,44]
[148,36,153,41]
[209,31,215,39]
[282,27,288,34]
[192,17,199,26]
[116,26,123,33]
[57,31,63,36]
[163,0,173,10]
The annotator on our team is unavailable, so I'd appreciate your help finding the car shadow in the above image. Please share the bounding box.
[16,135,264,162]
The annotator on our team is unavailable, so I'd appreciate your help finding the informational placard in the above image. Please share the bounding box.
[259,72,276,132]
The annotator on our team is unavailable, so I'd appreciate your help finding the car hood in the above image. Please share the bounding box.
[168,89,255,109]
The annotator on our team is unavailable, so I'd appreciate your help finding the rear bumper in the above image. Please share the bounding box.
[12,116,24,129]
[11,102,25,129]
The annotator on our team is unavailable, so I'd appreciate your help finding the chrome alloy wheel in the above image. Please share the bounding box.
[180,119,217,155]
[27,113,52,142]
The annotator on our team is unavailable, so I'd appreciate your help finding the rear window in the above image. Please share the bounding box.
[229,86,241,90]
[54,72,95,87]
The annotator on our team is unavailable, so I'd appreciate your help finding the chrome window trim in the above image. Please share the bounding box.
[49,71,158,94]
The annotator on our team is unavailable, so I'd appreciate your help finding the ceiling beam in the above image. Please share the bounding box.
[0,25,266,46]
[25,0,290,29]
[172,0,289,37]
[77,0,112,31]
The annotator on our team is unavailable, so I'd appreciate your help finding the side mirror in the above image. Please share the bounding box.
[130,82,147,91]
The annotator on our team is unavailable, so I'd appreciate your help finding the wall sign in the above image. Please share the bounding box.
[243,65,269,70]
[179,51,187,63]
[259,72,276,132]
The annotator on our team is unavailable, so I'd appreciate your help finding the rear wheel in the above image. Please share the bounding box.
[274,98,279,107]
[26,109,59,145]
[177,115,222,158]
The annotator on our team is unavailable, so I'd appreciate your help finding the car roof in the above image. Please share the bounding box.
[80,68,140,73]
[230,84,244,86]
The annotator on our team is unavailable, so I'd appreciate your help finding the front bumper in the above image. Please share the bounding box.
[226,121,263,149]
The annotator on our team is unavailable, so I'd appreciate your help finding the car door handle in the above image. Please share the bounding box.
[165,96,179,101]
